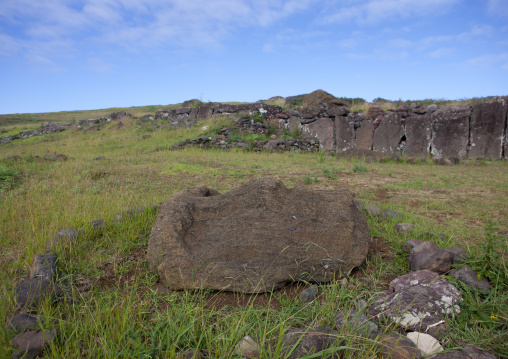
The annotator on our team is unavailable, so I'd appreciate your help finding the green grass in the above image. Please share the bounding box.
[0,115,507,358]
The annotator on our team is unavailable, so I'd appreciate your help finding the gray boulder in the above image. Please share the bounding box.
[469,101,506,159]
[335,116,355,152]
[405,114,432,157]
[11,329,57,359]
[370,270,462,331]
[430,106,471,159]
[282,327,338,359]
[46,227,84,251]
[449,266,491,291]
[373,112,404,153]
[409,241,453,274]
[30,253,57,281]
[16,278,62,308]
[355,120,375,150]
[7,314,44,332]
[147,177,370,293]
[301,118,335,150]
[335,308,378,339]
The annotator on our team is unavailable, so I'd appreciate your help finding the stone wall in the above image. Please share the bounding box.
[155,98,508,160]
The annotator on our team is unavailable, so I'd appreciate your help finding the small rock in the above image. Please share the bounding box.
[156,287,171,296]
[46,227,84,251]
[409,241,452,274]
[353,199,363,209]
[403,239,424,253]
[449,266,491,291]
[425,323,449,341]
[16,278,62,308]
[31,253,57,281]
[406,332,443,356]
[11,329,58,359]
[92,219,105,230]
[365,205,381,217]
[299,285,318,303]
[282,327,338,359]
[378,334,422,359]
[335,308,378,339]
[395,223,414,235]
[176,349,203,359]
[380,209,402,221]
[443,247,468,264]
[234,335,261,358]
[434,157,446,165]
[7,314,44,332]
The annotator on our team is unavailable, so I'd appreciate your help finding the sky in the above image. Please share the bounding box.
[0,0,507,114]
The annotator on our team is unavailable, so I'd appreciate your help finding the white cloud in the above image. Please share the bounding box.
[487,0,508,17]
[323,0,459,24]
[428,48,455,58]
[468,53,508,70]
[387,38,412,49]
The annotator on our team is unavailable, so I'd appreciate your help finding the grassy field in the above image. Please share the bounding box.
[0,115,507,358]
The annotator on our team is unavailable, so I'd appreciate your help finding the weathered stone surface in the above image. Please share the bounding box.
[147,177,369,293]
[287,117,301,133]
[234,335,262,358]
[405,114,432,157]
[409,241,452,274]
[7,314,44,332]
[327,106,349,116]
[299,285,318,303]
[16,278,62,308]
[395,223,414,235]
[282,327,338,359]
[302,118,335,150]
[373,112,404,153]
[403,239,424,253]
[11,329,57,359]
[364,205,381,217]
[31,253,57,281]
[469,101,506,159]
[430,106,471,159]
[449,266,491,291]
[335,308,378,339]
[406,332,443,356]
[369,270,462,331]
[443,247,468,264]
[335,116,355,152]
[378,334,422,359]
[355,120,375,150]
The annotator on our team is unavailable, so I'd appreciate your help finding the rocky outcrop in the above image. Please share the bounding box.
[147,177,370,293]
[430,106,471,159]
[469,101,506,159]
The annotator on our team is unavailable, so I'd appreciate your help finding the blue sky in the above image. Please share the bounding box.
[1,0,507,114]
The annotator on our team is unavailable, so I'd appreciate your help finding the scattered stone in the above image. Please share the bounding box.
[299,285,318,303]
[378,334,422,359]
[46,227,84,251]
[16,278,62,308]
[234,335,262,358]
[11,328,57,359]
[406,332,443,356]
[409,241,452,274]
[7,314,44,332]
[43,153,68,161]
[353,199,363,209]
[370,270,462,331]
[380,209,402,221]
[443,247,468,264]
[449,266,491,291]
[148,177,370,293]
[335,308,378,339]
[176,349,207,359]
[156,286,171,296]
[30,253,57,281]
[425,322,449,341]
[93,156,106,161]
[365,205,382,217]
[92,219,105,230]
[395,223,414,235]
[403,239,424,253]
[434,157,446,165]
[4,155,22,162]
[282,327,338,359]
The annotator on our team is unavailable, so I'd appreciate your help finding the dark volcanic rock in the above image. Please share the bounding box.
[7,314,44,332]
[373,112,405,153]
[409,241,453,274]
[299,285,318,302]
[147,177,370,293]
[449,266,491,291]
[335,116,355,152]
[11,329,57,359]
[334,308,378,339]
[16,278,62,308]
[302,89,339,107]
[46,227,84,251]
[370,270,462,331]
[355,120,375,150]
[282,327,338,359]
[405,114,432,157]
[469,101,506,159]
[301,118,335,151]
[31,253,57,281]
[378,334,422,359]
[430,106,471,159]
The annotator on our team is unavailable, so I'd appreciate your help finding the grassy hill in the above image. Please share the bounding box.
[0,106,507,358]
